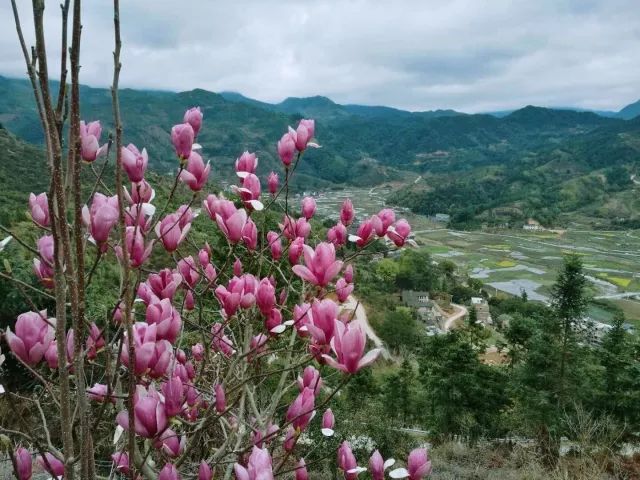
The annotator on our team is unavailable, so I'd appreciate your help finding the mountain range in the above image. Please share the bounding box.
[0,74,639,227]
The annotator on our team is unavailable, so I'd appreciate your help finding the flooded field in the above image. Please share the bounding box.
[305,187,640,324]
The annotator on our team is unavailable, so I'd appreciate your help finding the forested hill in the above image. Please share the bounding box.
[2,75,638,188]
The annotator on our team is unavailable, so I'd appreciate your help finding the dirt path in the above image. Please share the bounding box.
[343,295,391,359]
[442,303,468,331]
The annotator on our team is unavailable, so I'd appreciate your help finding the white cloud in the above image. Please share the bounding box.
[1,0,639,112]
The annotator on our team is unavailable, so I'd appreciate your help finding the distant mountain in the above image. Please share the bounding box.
[617,99,640,120]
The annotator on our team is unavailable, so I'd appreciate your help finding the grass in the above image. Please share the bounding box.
[496,259,517,268]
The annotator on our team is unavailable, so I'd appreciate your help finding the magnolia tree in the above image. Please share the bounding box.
[1,1,427,480]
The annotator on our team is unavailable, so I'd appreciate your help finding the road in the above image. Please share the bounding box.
[343,295,391,360]
[442,303,468,331]
[595,292,640,300]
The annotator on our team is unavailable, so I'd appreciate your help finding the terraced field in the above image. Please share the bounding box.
[308,186,640,324]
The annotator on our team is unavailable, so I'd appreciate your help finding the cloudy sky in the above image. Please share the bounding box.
[1,0,639,113]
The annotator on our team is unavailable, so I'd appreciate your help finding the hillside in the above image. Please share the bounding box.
[1,75,640,226]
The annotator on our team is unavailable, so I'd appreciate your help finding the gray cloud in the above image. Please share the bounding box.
[1,0,639,113]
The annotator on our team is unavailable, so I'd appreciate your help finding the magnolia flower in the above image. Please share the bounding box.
[293,119,315,151]
[234,446,273,480]
[322,320,381,374]
[281,215,311,240]
[37,452,64,478]
[79,120,107,162]
[235,173,263,211]
[277,132,296,167]
[214,383,226,413]
[211,323,235,357]
[82,193,119,248]
[120,322,159,375]
[322,408,335,436]
[184,107,203,137]
[147,269,183,300]
[85,322,105,360]
[288,237,305,265]
[389,449,431,480]
[126,178,155,204]
[337,442,362,480]
[336,278,354,303]
[180,151,210,191]
[235,151,258,177]
[161,376,186,417]
[116,226,154,268]
[267,231,282,260]
[370,451,396,480]
[29,192,49,227]
[387,220,412,247]
[297,366,323,395]
[373,209,396,236]
[353,218,375,248]
[87,383,114,403]
[268,171,279,195]
[292,242,343,287]
[327,222,348,247]
[121,143,148,183]
[116,384,168,439]
[5,311,55,366]
[159,463,181,480]
[204,195,248,244]
[340,199,355,226]
[14,447,32,480]
[199,461,213,480]
[296,459,309,480]
[286,387,315,431]
[156,428,186,457]
[171,123,194,159]
[146,298,182,343]
[306,299,338,345]
[155,206,193,252]
[256,278,276,315]
[301,197,316,220]
[112,452,130,475]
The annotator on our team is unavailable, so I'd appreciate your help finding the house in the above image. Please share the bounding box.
[522,218,543,231]
[434,213,450,223]
[401,290,430,308]
[471,297,493,326]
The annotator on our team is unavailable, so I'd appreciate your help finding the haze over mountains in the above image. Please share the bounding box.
[0,74,639,228]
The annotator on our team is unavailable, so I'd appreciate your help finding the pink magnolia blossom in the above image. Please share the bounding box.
[284,427,296,452]
[234,446,273,480]
[120,322,159,375]
[407,449,432,480]
[156,428,185,457]
[214,383,226,413]
[171,123,194,159]
[243,219,258,250]
[293,119,315,151]
[281,215,311,240]
[121,143,148,183]
[191,342,204,362]
[344,264,354,283]
[322,408,335,436]
[265,308,284,334]
[292,242,343,287]
[235,173,262,210]
[85,322,105,360]
[277,132,296,167]
[146,298,182,343]
[323,320,381,374]
[112,452,130,475]
[155,207,193,252]
[267,171,279,195]
[327,222,348,247]
[256,278,276,315]
[5,310,55,366]
[37,452,64,478]
[387,219,412,247]
[33,235,55,289]
[117,226,154,268]
[184,107,203,137]
[204,195,248,243]
[211,323,235,357]
[295,459,309,480]
[14,447,32,480]
[301,197,316,220]
[340,199,355,226]
[369,451,385,480]
[199,461,213,480]
[116,384,168,439]
[267,231,282,260]
[162,376,186,417]
[235,151,258,177]
[159,463,181,480]
[180,151,210,191]
[306,299,338,345]
[177,256,200,288]
[337,442,360,480]
[354,218,375,248]
[82,192,119,248]
[126,179,155,204]
[293,303,312,336]
[43,328,74,370]
[373,208,396,236]
[79,120,107,162]
[250,333,268,357]
[336,278,354,302]
[288,237,305,265]
[87,383,114,403]
[148,269,183,300]
[297,366,322,395]
[29,192,49,227]
[125,203,155,232]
